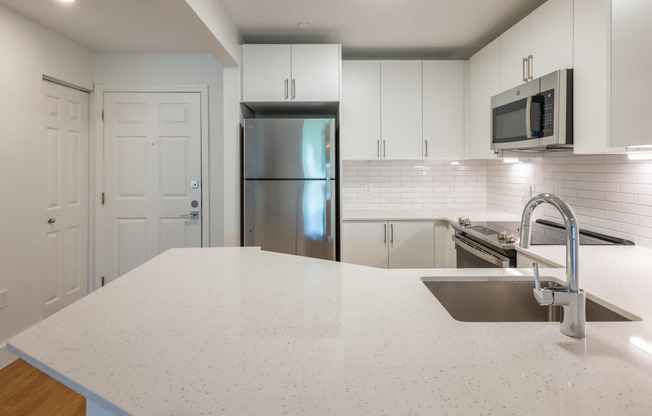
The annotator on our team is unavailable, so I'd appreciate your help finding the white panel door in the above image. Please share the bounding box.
[103,92,201,282]
[422,60,465,159]
[341,221,388,268]
[291,44,340,102]
[43,80,89,317]
[388,221,435,269]
[341,60,381,160]
[241,44,292,102]
[381,60,423,160]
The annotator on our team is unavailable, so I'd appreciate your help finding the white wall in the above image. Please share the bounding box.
[93,53,241,247]
[0,5,94,367]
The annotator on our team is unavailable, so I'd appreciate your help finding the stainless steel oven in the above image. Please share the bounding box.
[452,234,511,268]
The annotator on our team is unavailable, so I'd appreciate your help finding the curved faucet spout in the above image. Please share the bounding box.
[520,193,585,338]
[520,193,580,293]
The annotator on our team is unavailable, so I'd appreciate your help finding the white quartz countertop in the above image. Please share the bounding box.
[9,247,652,415]
[342,208,521,222]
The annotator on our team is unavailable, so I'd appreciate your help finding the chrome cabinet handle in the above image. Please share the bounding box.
[292,79,296,99]
[48,218,56,224]
[383,140,386,158]
[285,78,289,100]
[377,140,380,159]
[425,139,429,157]
[390,224,394,244]
[528,55,534,81]
[383,224,387,243]
[523,57,528,82]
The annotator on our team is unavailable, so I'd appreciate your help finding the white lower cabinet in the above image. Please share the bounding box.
[342,221,436,269]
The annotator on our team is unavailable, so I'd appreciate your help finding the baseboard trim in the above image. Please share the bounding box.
[0,343,18,370]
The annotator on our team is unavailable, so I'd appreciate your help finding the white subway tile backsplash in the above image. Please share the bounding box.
[343,152,652,248]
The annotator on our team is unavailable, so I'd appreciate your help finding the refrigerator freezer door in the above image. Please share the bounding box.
[243,118,335,179]
[243,179,336,261]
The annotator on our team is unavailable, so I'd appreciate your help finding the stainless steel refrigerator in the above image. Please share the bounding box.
[242,118,337,261]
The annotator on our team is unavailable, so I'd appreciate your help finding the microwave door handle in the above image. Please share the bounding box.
[525,96,533,139]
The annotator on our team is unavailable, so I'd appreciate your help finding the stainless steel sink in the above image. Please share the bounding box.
[423,280,638,322]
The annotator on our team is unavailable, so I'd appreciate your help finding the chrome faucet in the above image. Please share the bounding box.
[520,193,586,338]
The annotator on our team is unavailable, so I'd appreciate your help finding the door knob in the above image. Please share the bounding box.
[48,218,56,224]
[180,211,199,220]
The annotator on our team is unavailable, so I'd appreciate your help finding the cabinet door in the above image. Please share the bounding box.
[422,61,465,159]
[291,44,340,102]
[341,221,388,268]
[388,221,435,269]
[341,61,381,160]
[572,0,615,153]
[499,16,532,91]
[611,0,652,147]
[530,0,573,79]
[469,39,500,159]
[380,61,423,160]
[241,44,292,102]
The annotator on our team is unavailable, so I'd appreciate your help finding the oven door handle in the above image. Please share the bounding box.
[452,235,511,268]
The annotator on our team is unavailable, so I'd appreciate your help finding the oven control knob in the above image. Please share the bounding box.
[497,231,507,240]
[458,217,471,227]
[504,234,516,244]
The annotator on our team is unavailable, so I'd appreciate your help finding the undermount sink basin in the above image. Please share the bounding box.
[423,279,638,322]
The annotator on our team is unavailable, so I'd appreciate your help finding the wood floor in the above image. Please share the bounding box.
[0,359,85,416]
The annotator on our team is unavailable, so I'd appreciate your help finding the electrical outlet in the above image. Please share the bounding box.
[0,289,7,310]
[523,184,533,202]
[364,183,374,195]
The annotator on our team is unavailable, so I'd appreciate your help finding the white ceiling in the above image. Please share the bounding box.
[0,0,546,59]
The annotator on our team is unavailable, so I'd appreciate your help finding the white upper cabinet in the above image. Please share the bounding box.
[341,61,381,160]
[241,45,291,102]
[341,60,423,160]
[469,38,500,159]
[422,61,465,160]
[241,44,340,102]
[499,0,573,92]
[380,60,423,160]
[499,17,532,91]
[290,45,341,102]
[530,0,573,79]
[610,0,652,148]
[573,0,613,154]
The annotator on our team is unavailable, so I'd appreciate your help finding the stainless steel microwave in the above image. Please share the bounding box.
[490,69,573,151]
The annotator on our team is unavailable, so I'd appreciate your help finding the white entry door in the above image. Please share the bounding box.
[43,80,89,317]
[103,92,202,283]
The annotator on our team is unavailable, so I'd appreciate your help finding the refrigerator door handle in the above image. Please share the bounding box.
[326,179,332,238]
[325,122,332,177]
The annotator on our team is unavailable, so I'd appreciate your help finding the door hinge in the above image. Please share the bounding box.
[101,109,104,121]
[101,276,105,287]
[101,192,105,205]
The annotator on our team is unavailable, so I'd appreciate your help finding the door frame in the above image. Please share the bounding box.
[92,85,210,292]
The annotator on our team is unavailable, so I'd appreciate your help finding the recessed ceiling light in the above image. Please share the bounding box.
[298,22,310,29]
[60,0,75,3]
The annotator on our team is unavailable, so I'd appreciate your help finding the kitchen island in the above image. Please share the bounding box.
[8,247,652,415]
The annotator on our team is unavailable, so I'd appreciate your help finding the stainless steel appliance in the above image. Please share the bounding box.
[452,217,633,269]
[491,69,573,151]
[242,118,337,261]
